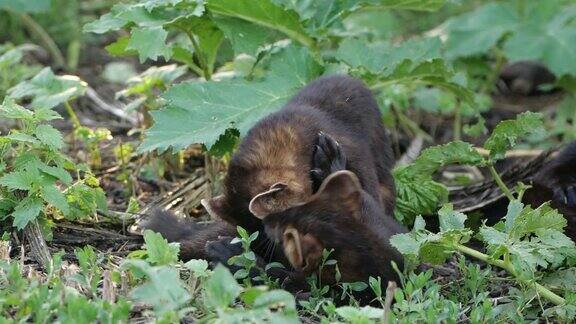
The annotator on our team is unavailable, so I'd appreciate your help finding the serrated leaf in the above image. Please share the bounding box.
[206,0,315,48]
[5,133,39,145]
[172,17,223,75]
[443,3,520,59]
[83,12,127,34]
[127,27,172,63]
[505,200,524,233]
[0,169,36,191]
[212,16,275,56]
[390,232,421,256]
[394,175,448,224]
[510,203,567,239]
[438,204,467,232]
[36,162,73,185]
[12,196,43,230]
[479,226,507,246]
[34,124,63,149]
[41,185,69,215]
[336,37,442,75]
[8,68,87,109]
[141,45,322,152]
[503,7,576,76]
[204,264,242,309]
[0,98,33,120]
[483,112,544,160]
[143,230,180,265]
[401,141,485,177]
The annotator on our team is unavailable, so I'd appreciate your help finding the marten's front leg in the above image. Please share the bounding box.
[310,132,347,192]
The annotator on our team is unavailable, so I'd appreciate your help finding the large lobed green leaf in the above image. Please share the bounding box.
[140,46,322,152]
[206,0,315,48]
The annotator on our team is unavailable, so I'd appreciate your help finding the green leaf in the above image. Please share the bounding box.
[378,0,446,11]
[483,112,544,160]
[12,196,43,230]
[336,37,442,75]
[143,230,180,265]
[390,233,421,256]
[212,16,275,56]
[503,7,576,76]
[83,12,127,34]
[504,200,524,233]
[206,0,315,49]
[127,27,172,63]
[41,185,70,215]
[510,203,567,239]
[204,264,242,309]
[8,68,87,109]
[0,0,51,13]
[172,16,224,75]
[0,98,33,120]
[104,36,138,57]
[126,260,190,316]
[253,289,297,313]
[438,204,466,232]
[141,45,322,152]
[36,163,73,185]
[401,141,485,177]
[34,125,63,149]
[0,169,36,191]
[394,175,448,224]
[478,226,507,246]
[443,3,520,59]
[184,259,210,277]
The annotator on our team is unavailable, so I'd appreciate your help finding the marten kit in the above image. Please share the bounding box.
[141,74,576,298]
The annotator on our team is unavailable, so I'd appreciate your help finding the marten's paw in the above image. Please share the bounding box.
[310,132,347,192]
[205,236,243,267]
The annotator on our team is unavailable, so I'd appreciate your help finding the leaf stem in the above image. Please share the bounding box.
[454,243,565,306]
[64,101,81,129]
[488,164,515,201]
[453,104,461,141]
[185,30,211,80]
[19,13,66,68]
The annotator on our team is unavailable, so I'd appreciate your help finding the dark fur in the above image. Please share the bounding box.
[141,75,400,279]
[215,75,396,258]
[263,174,406,292]
[525,141,576,237]
[498,61,556,96]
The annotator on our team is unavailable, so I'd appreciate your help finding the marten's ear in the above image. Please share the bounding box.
[283,226,323,273]
[249,182,288,219]
[201,195,228,220]
[315,170,362,219]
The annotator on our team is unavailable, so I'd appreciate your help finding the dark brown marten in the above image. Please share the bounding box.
[498,61,556,96]
[263,170,406,287]
[141,76,397,288]
[204,74,396,224]
[142,75,398,265]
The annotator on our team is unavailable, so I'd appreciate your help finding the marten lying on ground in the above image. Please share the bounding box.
[141,75,402,269]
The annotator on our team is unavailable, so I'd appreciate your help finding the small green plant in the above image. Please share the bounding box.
[0,98,107,230]
[228,226,282,288]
